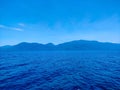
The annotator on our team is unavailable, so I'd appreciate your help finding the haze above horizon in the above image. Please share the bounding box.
[0,0,120,46]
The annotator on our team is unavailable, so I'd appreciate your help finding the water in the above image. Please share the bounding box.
[0,51,120,90]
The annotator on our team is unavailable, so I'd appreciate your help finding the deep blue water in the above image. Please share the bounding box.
[0,51,120,90]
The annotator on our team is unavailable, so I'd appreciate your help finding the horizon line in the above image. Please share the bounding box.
[1,39,120,47]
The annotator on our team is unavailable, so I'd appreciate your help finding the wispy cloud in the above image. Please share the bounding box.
[0,25,6,28]
[0,24,23,31]
[10,27,23,31]
[24,15,120,43]
[18,23,25,27]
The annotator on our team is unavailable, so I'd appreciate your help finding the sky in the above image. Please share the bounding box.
[0,0,120,46]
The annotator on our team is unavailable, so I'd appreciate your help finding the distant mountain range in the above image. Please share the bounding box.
[0,40,120,51]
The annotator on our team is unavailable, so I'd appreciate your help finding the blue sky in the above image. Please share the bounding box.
[0,0,120,45]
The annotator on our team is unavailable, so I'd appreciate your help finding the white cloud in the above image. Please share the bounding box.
[11,27,23,31]
[18,23,25,27]
[0,24,23,31]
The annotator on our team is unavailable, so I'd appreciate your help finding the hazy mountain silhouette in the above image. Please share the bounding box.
[0,40,120,51]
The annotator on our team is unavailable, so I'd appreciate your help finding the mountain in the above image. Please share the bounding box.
[0,42,56,51]
[56,40,120,50]
[0,40,120,51]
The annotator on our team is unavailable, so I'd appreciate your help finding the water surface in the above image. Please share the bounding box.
[0,51,120,90]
